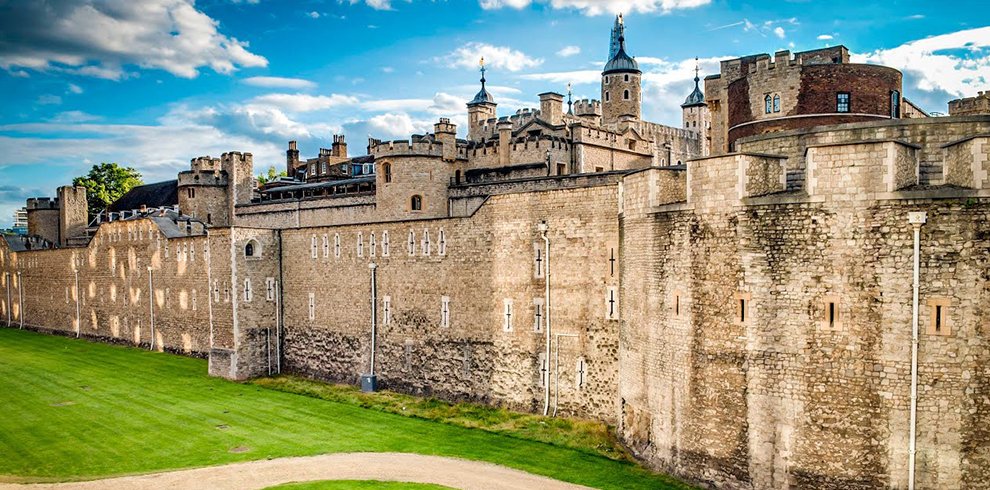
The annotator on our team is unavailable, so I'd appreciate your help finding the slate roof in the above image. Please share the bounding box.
[108,180,178,212]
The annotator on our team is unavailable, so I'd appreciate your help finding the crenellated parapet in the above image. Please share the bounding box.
[368,138,468,161]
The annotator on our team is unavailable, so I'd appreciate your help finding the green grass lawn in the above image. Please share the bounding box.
[0,328,691,489]
[267,481,453,490]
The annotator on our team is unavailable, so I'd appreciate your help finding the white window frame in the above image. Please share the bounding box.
[438,229,446,256]
[407,230,416,256]
[382,231,390,257]
[357,232,364,258]
[441,295,450,328]
[311,235,318,259]
[334,233,341,258]
[533,297,544,333]
[503,298,513,332]
[322,234,329,257]
[308,292,315,321]
[265,277,276,302]
[382,295,392,325]
[243,279,253,302]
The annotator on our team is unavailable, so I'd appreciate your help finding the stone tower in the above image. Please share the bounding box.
[57,185,88,246]
[681,58,710,155]
[467,57,497,141]
[601,16,641,125]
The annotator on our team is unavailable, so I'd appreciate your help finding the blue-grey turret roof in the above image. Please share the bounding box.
[468,60,496,106]
[681,61,705,107]
[603,35,640,75]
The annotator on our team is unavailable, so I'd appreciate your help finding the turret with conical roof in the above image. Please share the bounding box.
[601,15,641,125]
[467,57,497,141]
[681,57,710,155]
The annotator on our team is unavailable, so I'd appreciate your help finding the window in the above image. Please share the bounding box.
[821,295,842,330]
[382,231,390,257]
[206,213,212,225]
[410,195,422,211]
[534,242,544,278]
[605,75,610,85]
[383,162,392,183]
[606,286,618,320]
[604,91,610,102]
[773,94,780,113]
[673,291,682,317]
[213,280,220,303]
[265,278,276,302]
[891,90,901,118]
[243,279,252,302]
[422,229,431,256]
[538,353,548,387]
[369,233,376,257]
[191,290,197,311]
[533,298,544,332]
[321,162,327,174]
[624,74,629,82]
[836,92,850,113]
[187,187,195,199]
[438,229,446,256]
[321,234,329,257]
[382,295,392,325]
[927,297,951,335]
[334,233,341,258]
[735,292,752,325]
[308,292,315,320]
[623,89,630,100]
[765,95,772,114]
[557,163,566,175]
[357,232,364,257]
[575,357,586,390]
[440,296,450,328]
[503,299,514,332]
[311,235,318,258]
[407,230,416,256]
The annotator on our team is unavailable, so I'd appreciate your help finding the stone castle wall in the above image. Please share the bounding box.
[618,130,990,488]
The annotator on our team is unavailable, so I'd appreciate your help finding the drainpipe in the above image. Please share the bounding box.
[908,211,927,490]
[539,221,551,416]
[147,266,155,351]
[276,229,284,374]
[17,271,23,329]
[5,272,10,327]
[73,270,80,338]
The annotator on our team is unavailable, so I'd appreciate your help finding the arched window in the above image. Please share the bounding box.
[773,94,780,113]
[890,90,901,118]
[624,74,629,82]
[765,95,772,114]
[244,239,259,258]
[383,162,392,183]
[455,169,461,184]
[623,89,630,100]
[605,91,610,102]
[411,195,422,211]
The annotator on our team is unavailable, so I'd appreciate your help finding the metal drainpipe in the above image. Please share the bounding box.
[147,267,155,351]
[276,229,284,374]
[73,270,80,338]
[5,272,10,327]
[369,262,378,377]
[18,271,23,329]
[539,221,551,416]
[908,211,927,490]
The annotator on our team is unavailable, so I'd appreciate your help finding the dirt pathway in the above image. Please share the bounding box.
[0,452,596,490]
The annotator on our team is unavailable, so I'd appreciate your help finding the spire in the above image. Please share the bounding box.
[681,57,705,108]
[608,14,625,60]
[469,56,495,106]
[567,83,573,115]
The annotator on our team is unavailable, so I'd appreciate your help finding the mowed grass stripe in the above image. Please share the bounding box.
[0,328,692,489]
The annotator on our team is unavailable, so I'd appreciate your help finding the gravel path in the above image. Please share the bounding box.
[0,453,596,490]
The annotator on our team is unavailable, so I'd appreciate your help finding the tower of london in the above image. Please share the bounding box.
[3,16,990,490]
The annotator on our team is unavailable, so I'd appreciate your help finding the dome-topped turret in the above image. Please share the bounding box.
[603,35,640,75]
[682,62,705,108]
[468,57,496,106]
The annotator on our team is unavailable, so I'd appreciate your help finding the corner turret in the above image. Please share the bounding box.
[601,16,641,125]
[467,57,497,141]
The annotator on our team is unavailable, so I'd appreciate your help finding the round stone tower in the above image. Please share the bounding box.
[601,17,641,125]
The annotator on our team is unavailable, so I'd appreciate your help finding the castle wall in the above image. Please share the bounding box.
[274,183,621,420]
[618,135,990,489]
[1,219,215,358]
[26,203,59,245]
[234,195,377,229]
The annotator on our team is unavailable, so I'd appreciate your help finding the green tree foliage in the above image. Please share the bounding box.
[257,165,288,185]
[72,163,143,220]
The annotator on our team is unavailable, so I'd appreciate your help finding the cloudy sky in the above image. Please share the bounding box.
[1,0,988,226]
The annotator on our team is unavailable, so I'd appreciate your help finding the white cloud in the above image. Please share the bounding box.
[342,113,434,140]
[817,34,834,41]
[37,94,62,105]
[479,0,711,15]
[773,26,786,39]
[50,111,101,123]
[557,45,581,57]
[243,76,317,90]
[381,66,394,73]
[353,0,395,10]
[853,26,990,98]
[67,83,84,94]
[250,93,360,112]
[308,11,321,19]
[440,42,542,72]
[519,70,601,84]
[0,0,268,80]
[637,55,733,125]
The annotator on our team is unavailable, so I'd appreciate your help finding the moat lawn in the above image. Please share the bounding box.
[0,328,691,489]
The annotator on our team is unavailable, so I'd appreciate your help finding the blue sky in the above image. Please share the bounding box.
[1,0,988,226]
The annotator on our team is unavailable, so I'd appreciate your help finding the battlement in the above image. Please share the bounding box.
[720,46,850,80]
[368,138,468,160]
[573,98,602,117]
[948,91,990,116]
[190,156,221,172]
[26,197,58,210]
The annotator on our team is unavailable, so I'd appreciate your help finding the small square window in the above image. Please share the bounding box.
[927,297,951,336]
[836,92,850,113]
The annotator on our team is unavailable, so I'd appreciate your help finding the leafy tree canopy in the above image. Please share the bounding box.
[72,163,143,220]
[257,165,288,185]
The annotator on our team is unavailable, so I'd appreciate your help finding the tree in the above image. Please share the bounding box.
[72,163,143,221]
[257,165,287,185]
